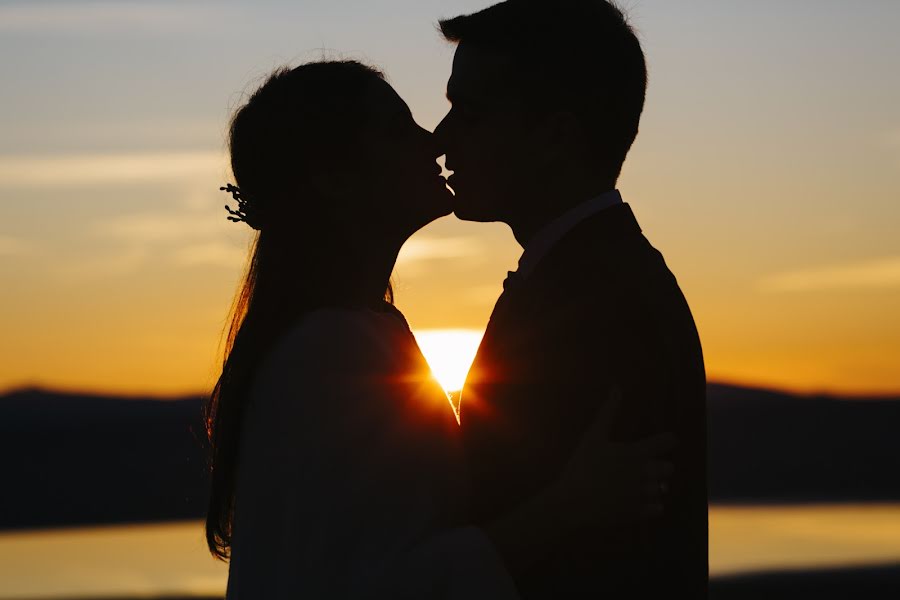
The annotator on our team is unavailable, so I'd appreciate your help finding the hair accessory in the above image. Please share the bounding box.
[220,183,261,230]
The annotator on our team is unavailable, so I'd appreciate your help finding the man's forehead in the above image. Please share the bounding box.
[447,42,516,101]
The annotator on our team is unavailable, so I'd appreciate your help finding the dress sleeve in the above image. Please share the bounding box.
[235,309,520,599]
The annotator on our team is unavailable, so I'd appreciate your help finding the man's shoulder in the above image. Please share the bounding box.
[530,203,657,278]
[533,224,679,303]
[519,223,697,344]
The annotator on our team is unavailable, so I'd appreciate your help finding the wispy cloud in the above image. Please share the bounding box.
[398,236,482,264]
[0,151,224,187]
[93,210,227,244]
[54,245,150,281]
[0,2,235,35]
[760,257,900,292]
[459,283,504,305]
[56,201,248,278]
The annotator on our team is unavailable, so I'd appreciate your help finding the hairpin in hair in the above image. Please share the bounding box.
[220,183,261,230]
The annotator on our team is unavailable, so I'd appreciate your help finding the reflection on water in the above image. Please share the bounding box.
[1,504,899,599]
[0,521,225,600]
[710,504,900,576]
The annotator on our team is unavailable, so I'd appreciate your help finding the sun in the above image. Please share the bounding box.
[412,329,484,394]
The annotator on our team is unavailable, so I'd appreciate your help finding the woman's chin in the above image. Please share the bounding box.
[407,187,454,231]
[427,184,455,217]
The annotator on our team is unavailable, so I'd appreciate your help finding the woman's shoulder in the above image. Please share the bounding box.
[253,306,407,389]
[285,305,403,350]
[244,308,397,425]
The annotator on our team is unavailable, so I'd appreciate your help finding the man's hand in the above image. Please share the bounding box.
[555,386,677,530]
[484,387,676,575]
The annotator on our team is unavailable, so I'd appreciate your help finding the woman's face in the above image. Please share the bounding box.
[348,77,453,235]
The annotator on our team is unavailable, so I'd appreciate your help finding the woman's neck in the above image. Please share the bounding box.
[330,229,404,308]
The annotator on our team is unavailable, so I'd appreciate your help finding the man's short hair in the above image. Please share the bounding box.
[439,0,647,180]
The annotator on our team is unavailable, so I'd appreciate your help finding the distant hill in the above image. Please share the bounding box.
[707,383,900,502]
[1,384,899,530]
[0,388,209,530]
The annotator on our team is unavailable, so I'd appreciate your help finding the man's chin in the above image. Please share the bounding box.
[451,208,493,223]
[449,191,499,222]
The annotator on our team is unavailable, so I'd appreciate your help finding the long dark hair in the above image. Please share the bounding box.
[205,60,390,561]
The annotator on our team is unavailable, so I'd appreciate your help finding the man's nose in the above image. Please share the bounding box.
[432,111,451,150]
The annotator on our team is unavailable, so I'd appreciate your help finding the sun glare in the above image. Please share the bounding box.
[412,329,484,393]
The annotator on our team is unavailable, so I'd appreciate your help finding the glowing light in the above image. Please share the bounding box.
[412,329,484,393]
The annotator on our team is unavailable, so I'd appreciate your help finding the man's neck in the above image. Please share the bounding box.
[508,182,617,248]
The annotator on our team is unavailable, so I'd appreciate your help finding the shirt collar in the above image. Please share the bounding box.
[515,189,623,280]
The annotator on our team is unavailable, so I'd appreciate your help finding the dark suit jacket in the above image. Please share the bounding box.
[459,202,708,598]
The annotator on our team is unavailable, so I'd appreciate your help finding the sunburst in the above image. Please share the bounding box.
[412,329,484,393]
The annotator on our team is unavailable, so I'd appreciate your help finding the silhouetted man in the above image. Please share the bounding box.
[434,1,708,597]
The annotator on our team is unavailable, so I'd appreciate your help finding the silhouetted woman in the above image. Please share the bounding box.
[205,60,672,598]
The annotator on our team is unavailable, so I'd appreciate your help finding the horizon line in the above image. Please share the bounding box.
[3,379,900,402]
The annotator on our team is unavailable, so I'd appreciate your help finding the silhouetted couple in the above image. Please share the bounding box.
[205,1,707,597]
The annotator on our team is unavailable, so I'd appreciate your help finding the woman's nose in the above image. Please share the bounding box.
[433,112,449,147]
[422,127,444,160]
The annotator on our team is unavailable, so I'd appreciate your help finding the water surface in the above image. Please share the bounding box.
[2,504,899,598]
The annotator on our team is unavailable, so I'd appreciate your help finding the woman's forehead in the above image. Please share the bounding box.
[365,77,410,116]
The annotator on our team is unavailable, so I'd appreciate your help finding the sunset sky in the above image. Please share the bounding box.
[2,0,898,396]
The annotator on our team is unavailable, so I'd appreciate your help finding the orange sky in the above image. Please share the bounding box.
[1,1,899,397]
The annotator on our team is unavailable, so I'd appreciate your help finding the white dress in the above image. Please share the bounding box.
[225,306,519,599]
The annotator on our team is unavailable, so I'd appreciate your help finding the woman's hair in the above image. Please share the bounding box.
[205,60,390,561]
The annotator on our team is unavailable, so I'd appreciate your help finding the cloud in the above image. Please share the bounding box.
[397,236,482,264]
[56,232,245,280]
[93,210,228,244]
[459,283,504,305]
[0,151,224,188]
[760,257,900,292]
[58,202,249,278]
[54,245,150,281]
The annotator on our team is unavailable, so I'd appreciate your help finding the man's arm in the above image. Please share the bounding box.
[483,388,675,575]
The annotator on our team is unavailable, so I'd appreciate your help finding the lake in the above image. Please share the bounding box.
[2,504,899,598]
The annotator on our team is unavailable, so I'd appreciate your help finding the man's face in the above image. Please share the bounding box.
[434,42,536,223]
